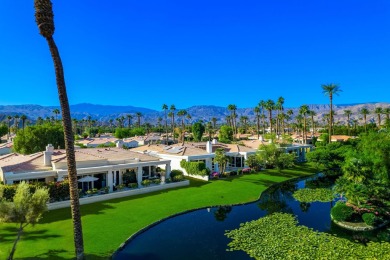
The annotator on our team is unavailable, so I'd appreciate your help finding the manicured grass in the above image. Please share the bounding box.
[0,164,317,259]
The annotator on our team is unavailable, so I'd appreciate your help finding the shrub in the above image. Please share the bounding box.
[170,169,184,179]
[221,171,230,178]
[230,171,237,176]
[172,175,184,182]
[331,201,354,221]
[129,183,138,188]
[242,168,251,174]
[238,169,243,175]
[115,184,126,190]
[180,160,209,176]
[123,171,137,185]
[153,178,161,185]
[141,179,151,187]
[0,185,16,201]
[362,213,377,226]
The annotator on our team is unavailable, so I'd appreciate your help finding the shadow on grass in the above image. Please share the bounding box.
[16,250,109,260]
[0,227,61,243]
[41,180,210,223]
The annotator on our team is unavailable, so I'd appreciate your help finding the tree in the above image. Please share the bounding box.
[321,83,342,142]
[275,96,285,136]
[254,106,261,139]
[135,112,142,128]
[344,110,352,136]
[259,100,266,135]
[52,108,60,121]
[211,117,218,130]
[170,105,176,143]
[162,104,168,143]
[218,125,233,143]
[227,104,238,136]
[7,115,12,138]
[0,182,49,260]
[177,110,187,144]
[13,124,65,154]
[34,1,84,258]
[308,110,316,136]
[257,143,295,171]
[360,107,370,133]
[192,122,205,142]
[0,124,8,138]
[374,107,383,128]
[214,148,229,174]
[126,114,133,129]
[299,105,309,144]
[264,99,275,134]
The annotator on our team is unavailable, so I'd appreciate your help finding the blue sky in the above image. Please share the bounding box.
[1,0,389,111]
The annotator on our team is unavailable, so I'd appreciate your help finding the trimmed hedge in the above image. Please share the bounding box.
[180,160,209,176]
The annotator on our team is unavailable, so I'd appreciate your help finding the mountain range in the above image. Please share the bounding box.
[0,102,389,125]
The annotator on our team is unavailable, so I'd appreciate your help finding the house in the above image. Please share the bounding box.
[241,139,313,162]
[76,136,118,148]
[0,144,171,192]
[0,142,12,156]
[131,139,257,180]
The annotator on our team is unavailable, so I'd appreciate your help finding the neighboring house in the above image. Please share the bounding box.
[241,139,313,162]
[0,145,171,192]
[132,139,257,180]
[76,136,118,148]
[0,142,12,156]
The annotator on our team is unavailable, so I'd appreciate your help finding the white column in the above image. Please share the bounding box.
[107,172,113,192]
[137,167,143,187]
[205,158,212,171]
[165,163,171,179]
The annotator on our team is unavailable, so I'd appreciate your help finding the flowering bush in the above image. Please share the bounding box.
[242,168,251,173]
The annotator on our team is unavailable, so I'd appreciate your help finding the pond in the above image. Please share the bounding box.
[113,174,390,260]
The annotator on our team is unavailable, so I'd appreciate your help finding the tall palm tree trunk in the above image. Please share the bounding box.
[46,36,84,260]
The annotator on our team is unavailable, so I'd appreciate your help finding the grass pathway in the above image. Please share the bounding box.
[0,164,317,259]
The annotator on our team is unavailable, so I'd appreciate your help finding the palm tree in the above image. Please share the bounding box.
[34,1,84,258]
[177,110,187,144]
[162,104,168,143]
[211,117,217,130]
[374,107,383,128]
[225,115,231,127]
[109,119,114,132]
[299,105,310,144]
[126,114,133,128]
[259,100,266,135]
[53,108,60,121]
[7,115,12,139]
[135,112,142,128]
[275,96,284,136]
[286,109,293,134]
[157,117,163,133]
[344,110,352,136]
[264,99,275,135]
[13,115,20,131]
[360,107,370,133]
[20,115,27,131]
[36,116,43,126]
[186,113,192,130]
[321,83,342,142]
[240,116,249,134]
[170,105,176,143]
[254,106,260,139]
[227,104,237,136]
[308,110,316,136]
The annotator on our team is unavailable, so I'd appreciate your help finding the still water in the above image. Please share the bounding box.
[114,175,389,259]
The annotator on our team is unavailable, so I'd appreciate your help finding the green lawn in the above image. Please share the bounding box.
[0,164,317,259]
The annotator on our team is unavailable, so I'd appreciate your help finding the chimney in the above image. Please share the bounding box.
[206,141,212,153]
[116,140,124,148]
[44,144,54,166]
[211,139,217,144]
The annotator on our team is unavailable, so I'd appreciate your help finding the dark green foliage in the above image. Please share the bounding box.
[191,122,205,142]
[84,127,99,138]
[0,185,16,201]
[13,124,65,154]
[123,171,137,185]
[245,154,262,171]
[96,142,116,148]
[180,160,209,176]
[47,181,70,202]
[0,124,8,138]
[331,201,354,221]
[170,169,184,182]
[114,127,145,139]
[218,125,233,143]
[362,213,377,226]
[257,144,295,171]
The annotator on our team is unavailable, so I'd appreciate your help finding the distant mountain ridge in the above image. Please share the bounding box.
[0,102,389,125]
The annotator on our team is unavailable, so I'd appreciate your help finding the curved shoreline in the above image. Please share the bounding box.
[111,172,318,259]
[331,215,390,231]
